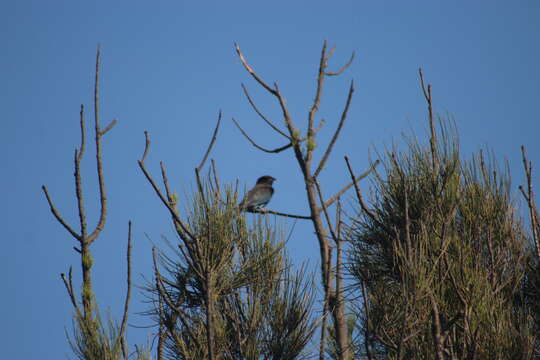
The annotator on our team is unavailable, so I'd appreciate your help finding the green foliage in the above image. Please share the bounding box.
[68,313,122,360]
[348,121,539,358]
[148,182,318,359]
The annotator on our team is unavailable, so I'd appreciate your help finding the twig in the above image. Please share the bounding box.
[160,162,173,203]
[119,221,133,360]
[520,145,540,260]
[197,110,221,172]
[235,43,278,96]
[100,119,117,136]
[418,68,438,170]
[246,208,311,220]
[322,159,380,210]
[75,105,88,240]
[306,41,328,166]
[325,51,355,76]
[232,117,294,153]
[42,186,81,241]
[137,132,196,243]
[211,159,221,197]
[315,181,338,244]
[235,44,305,170]
[314,80,354,178]
[241,84,289,139]
[61,267,79,311]
[344,156,378,222]
[140,131,150,165]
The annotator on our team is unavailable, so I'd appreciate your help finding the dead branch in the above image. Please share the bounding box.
[325,52,355,76]
[344,156,378,222]
[119,220,133,360]
[315,182,338,243]
[232,117,294,153]
[246,208,311,220]
[197,110,222,172]
[418,68,438,169]
[140,131,151,165]
[519,145,540,260]
[322,159,380,210]
[137,131,196,243]
[306,41,329,167]
[234,44,305,168]
[86,47,116,245]
[241,83,290,139]
[235,42,278,96]
[75,105,88,240]
[60,267,80,313]
[314,80,354,178]
[42,186,81,241]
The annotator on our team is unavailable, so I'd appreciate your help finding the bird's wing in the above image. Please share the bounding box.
[249,185,273,206]
[240,185,273,208]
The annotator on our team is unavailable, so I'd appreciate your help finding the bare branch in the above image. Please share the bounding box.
[314,80,354,178]
[344,156,378,222]
[137,132,196,243]
[75,107,88,240]
[160,162,173,202]
[211,159,221,197]
[140,131,150,165]
[306,41,328,165]
[87,46,113,244]
[322,159,380,210]
[61,267,79,311]
[241,84,290,139]
[77,105,86,163]
[235,43,304,165]
[100,119,118,136]
[197,110,221,172]
[418,68,438,169]
[232,117,294,153]
[520,145,540,260]
[234,43,278,95]
[119,220,133,360]
[41,186,81,241]
[325,51,355,76]
[315,181,338,243]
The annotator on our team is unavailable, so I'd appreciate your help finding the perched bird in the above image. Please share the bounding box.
[239,175,276,211]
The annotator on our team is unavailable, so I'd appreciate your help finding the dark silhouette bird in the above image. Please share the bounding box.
[239,175,276,211]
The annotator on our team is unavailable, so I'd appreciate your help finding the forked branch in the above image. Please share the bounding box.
[137,131,196,243]
[325,51,355,76]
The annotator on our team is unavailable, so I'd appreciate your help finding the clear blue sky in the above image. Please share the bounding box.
[2,1,539,358]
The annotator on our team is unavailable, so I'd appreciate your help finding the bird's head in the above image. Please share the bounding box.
[256,175,276,185]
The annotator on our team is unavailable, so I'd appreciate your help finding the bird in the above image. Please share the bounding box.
[239,175,276,212]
